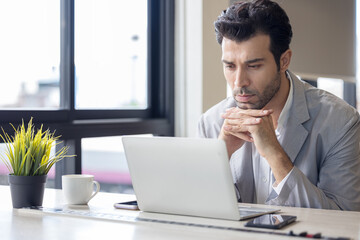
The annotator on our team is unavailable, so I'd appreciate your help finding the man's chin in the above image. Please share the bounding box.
[235,102,260,110]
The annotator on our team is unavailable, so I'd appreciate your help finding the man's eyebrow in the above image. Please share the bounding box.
[221,58,265,64]
[222,59,233,64]
[245,58,265,64]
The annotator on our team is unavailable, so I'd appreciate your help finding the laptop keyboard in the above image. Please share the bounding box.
[238,206,277,219]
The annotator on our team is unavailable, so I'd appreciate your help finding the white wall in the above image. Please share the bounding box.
[276,0,356,83]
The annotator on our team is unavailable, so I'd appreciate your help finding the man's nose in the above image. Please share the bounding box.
[234,69,249,88]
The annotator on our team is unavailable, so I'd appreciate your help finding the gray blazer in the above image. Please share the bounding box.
[198,71,360,211]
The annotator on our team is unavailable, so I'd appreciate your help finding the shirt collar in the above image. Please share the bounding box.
[277,70,293,130]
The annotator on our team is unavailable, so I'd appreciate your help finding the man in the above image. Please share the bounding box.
[197,0,360,211]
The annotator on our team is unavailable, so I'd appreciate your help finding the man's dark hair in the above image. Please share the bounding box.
[215,0,292,69]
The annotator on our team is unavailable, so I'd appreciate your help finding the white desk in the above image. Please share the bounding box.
[0,185,359,240]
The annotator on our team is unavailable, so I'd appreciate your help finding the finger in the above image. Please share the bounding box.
[228,131,253,142]
[228,107,273,114]
[225,117,262,126]
[223,109,273,119]
[224,124,247,133]
[223,117,261,133]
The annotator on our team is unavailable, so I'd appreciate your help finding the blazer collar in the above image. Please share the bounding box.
[288,71,310,124]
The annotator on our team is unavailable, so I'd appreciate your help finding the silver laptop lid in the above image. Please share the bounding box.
[122,136,241,220]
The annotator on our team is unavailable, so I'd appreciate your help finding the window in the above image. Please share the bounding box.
[0,0,60,108]
[81,134,152,193]
[0,0,175,193]
[317,78,344,99]
[75,0,148,109]
[81,136,132,193]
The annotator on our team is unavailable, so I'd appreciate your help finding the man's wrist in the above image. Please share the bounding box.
[267,147,293,183]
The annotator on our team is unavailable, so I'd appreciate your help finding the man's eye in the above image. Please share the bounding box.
[225,65,235,69]
[248,64,261,69]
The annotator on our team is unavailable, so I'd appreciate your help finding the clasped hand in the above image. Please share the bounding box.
[220,107,279,159]
[219,107,294,183]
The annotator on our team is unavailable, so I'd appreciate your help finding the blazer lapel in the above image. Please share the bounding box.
[281,72,310,163]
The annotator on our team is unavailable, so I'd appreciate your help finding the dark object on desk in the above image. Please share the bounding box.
[288,231,322,238]
[245,214,296,229]
[9,174,47,208]
[114,200,139,210]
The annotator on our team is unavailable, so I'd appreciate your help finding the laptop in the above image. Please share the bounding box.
[122,136,280,221]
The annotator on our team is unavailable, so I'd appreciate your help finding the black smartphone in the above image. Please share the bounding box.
[114,200,139,210]
[245,214,297,229]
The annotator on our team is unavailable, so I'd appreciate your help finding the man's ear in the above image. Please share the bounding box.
[280,49,292,72]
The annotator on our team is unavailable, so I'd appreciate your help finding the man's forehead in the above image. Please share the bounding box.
[221,35,271,61]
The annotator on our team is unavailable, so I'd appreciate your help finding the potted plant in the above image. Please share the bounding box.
[0,118,72,208]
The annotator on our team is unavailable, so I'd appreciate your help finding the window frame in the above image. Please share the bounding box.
[0,0,175,189]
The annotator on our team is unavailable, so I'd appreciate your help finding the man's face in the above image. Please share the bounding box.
[221,34,281,110]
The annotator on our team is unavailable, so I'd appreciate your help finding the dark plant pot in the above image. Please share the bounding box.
[8,175,47,208]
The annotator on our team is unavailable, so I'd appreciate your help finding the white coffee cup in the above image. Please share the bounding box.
[62,174,100,205]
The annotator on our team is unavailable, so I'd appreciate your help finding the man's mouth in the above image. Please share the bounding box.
[235,94,255,102]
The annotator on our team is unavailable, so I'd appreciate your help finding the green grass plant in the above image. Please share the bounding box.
[0,118,72,176]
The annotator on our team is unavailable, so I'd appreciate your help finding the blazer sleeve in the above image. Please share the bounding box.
[197,115,207,138]
[266,115,360,211]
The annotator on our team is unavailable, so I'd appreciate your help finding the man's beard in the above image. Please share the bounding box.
[233,72,281,110]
